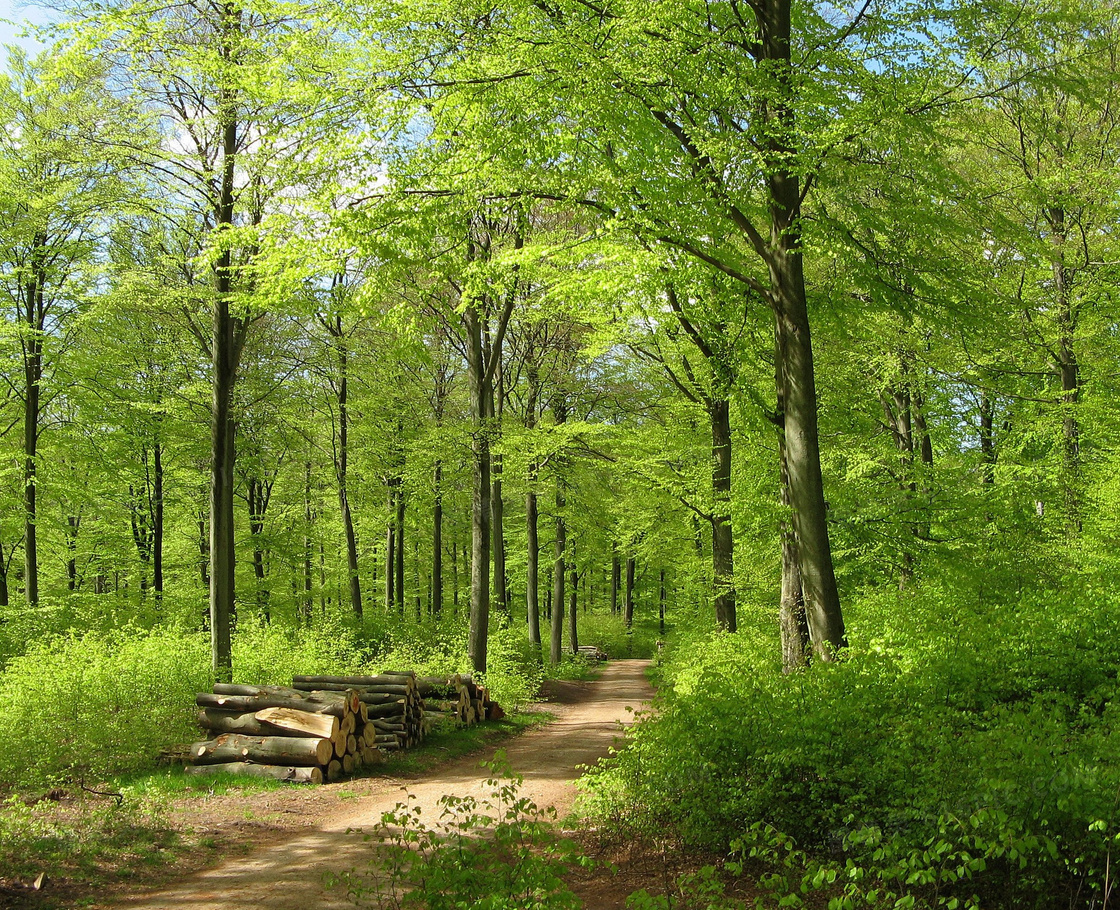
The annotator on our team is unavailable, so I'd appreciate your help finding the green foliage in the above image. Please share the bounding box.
[337,753,585,910]
[0,628,209,789]
[230,614,371,684]
[583,582,1120,908]
[0,792,177,883]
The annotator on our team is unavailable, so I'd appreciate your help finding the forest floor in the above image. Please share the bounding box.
[6,659,680,910]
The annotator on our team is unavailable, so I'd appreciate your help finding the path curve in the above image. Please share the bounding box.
[106,659,653,910]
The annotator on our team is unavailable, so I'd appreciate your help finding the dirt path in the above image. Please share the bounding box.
[102,660,653,910]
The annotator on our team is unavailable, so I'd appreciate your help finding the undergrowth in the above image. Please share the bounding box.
[582,581,1120,909]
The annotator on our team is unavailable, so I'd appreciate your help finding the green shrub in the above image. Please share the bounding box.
[336,753,583,910]
[581,583,1120,909]
[0,628,210,789]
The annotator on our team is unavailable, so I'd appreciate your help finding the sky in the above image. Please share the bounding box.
[0,0,54,53]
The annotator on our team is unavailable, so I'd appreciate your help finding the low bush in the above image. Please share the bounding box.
[582,582,1120,909]
[0,628,210,789]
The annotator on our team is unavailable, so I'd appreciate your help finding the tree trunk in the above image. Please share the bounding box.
[395,479,406,616]
[568,558,578,654]
[526,483,541,646]
[432,461,443,616]
[659,567,666,636]
[385,480,396,612]
[208,8,246,681]
[761,0,844,662]
[333,328,362,620]
[979,395,996,485]
[550,479,566,665]
[66,513,80,591]
[492,364,508,618]
[1049,205,1081,533]
[610,552,620,615]
[303,460,314,624]
[465,298,492,673]
[153,440,164,601]
[710,397,736,631]
[248,477,270,623]
[778,418,809,672]
[22,242,44,608]
[624,556,635,628]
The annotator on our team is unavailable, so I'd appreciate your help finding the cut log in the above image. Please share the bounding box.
[185,762,323,784]
[191,734,333,767]
[342,753,355,774]
[327,759,342,782]
[292,681,412,697]
[365,701,407,718]
[294,674,415,688]
[254,707,338,740]
[196,692,349,718]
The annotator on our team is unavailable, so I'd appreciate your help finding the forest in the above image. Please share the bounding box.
[1,0,1120,906]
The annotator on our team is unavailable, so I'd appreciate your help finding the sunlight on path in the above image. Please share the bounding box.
[104,660,653,910]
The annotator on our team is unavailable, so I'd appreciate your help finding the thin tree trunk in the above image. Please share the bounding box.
[153,440,164,602]
[395,484,406,616]
[1049,205,1081,532]
[610,553,620,615]
[432,461,443,616]
[303,461,313,624]
[385,480,396,612]
[465,297,492,672]
[624,557,635,628]
[659,567,666,636]
[66,513,80,591]
[568,558,578,654]
[710,397,736,631]
[526,483,540,646]
[979,395,996,485]
[550,479,566,665]
[22,241,44,608]
[492,363,508,618]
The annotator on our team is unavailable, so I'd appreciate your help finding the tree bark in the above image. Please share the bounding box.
[568,557,578,654]
[395,478,406,616]
[710,397,736,631]
[526,483,541,646]
[659,567,666,636]
[550,478,566,665]
[624,556,635,628]
[21,236,45,608]
[760,0,845,661]
[385,479,396,612]
[465,293,492,673]
[610,552,620,615]
[432,460,443,616]
[209,3,247,681]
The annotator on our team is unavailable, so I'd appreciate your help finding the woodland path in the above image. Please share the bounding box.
[100,659,654,910]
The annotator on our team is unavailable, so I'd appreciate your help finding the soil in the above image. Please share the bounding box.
[32,659,660,910]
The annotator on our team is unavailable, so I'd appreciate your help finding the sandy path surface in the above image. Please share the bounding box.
[103,660,653,910]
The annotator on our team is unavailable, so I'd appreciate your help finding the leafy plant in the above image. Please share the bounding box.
[338,752,585,910]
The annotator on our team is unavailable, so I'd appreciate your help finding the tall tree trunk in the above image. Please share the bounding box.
[525,364,541,647]
[710,397,736,631]
[303,460,313,624]
[659,567,666,636]
[432,461,443,616]
[761,0,844,661]
[22,239,44,608]
[492,364,508,618]
[526,481,541,646]
[465,298,492,673]
[248,477,270,624]
[334,331,363,620]
[451,534,459,615]
[153,440,164,602]
[568,558,578,654]
[778,417,809,671]
[208,7,246,681]
[385,481,396,612]
[610,552,620,615]
[395,487,406,616]
[66,513,80,591]
[624,556,635,628]
[1049,205,1081,533]
[550,478,566,665]
[979,395,996,485]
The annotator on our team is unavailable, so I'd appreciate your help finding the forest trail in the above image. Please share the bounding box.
[101,660,654,910]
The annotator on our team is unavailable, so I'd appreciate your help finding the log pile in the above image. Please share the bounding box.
[181,671,503,784]
[186,683,382,784]
[292,673,424,751]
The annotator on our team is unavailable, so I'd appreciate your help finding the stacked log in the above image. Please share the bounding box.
[187,683,383,783]
[416,674,501,725]
[292,673,424,749]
